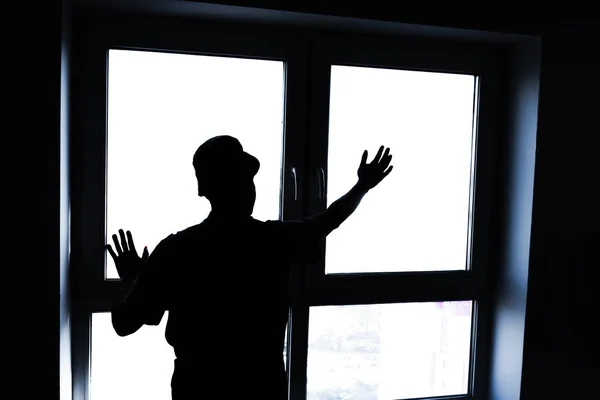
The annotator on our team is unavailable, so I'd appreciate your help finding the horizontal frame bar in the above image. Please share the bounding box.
[79,271,480,312]
[78,11,308,61]
[304,271,481,306]
[314,33,501,76]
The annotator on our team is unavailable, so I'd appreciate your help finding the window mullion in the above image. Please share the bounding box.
[281,39,313,400]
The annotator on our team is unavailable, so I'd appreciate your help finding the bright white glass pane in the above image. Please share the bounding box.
[106,49,284,278]
[326,66,476,273]
[307,301,473,400]
[91,313,174,400]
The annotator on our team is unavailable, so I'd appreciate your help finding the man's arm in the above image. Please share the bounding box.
[310,146,393,237]
[112,284,145,337]
[107,230,166,336]
[310,182,370,237]
[111,274,165,336]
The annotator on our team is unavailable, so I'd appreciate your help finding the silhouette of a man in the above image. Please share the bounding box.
[107,135,393,399]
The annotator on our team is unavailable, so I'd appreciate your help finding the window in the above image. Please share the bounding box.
[73,17,497,400]
[307,302,473,400]
[325,65,476,274]
[105,49,284,279]
[89,49,286,399]
[91,313,173,400]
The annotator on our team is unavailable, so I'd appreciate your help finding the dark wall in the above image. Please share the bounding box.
[521,22,600,399]
[192,0,589,35]
[3,1,64,398]
[3,0,597,398]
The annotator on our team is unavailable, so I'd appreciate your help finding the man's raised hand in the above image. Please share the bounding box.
[357,146,393,191]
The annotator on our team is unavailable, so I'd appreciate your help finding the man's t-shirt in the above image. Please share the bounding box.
[126,213,325,398]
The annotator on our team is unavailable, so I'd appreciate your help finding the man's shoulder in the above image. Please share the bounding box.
[173,221,211,241]
[156,221,209,248]
[261,218,296,229]
[261,218,315,238]
[262,217,316,228]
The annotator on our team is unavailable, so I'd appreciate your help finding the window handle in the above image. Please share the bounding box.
[291,166,298,201]
[317,167,326,199]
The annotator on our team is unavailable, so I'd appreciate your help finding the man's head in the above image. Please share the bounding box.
[192,135,260,216]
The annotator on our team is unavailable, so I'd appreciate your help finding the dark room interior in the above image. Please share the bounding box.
[3,1,598,399]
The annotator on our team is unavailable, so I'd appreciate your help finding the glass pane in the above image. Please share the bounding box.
[326,66,476,273]
[106,49,284,278]
[307,301,473,400]
[91,313,174,400]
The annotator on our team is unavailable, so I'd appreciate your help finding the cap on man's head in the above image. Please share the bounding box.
[192,135,260,197]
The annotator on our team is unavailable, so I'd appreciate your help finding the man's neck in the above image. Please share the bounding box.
[207,209,253,223]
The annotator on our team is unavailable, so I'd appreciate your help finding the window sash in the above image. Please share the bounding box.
[303,38,498,296]
[71,19,310,305]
